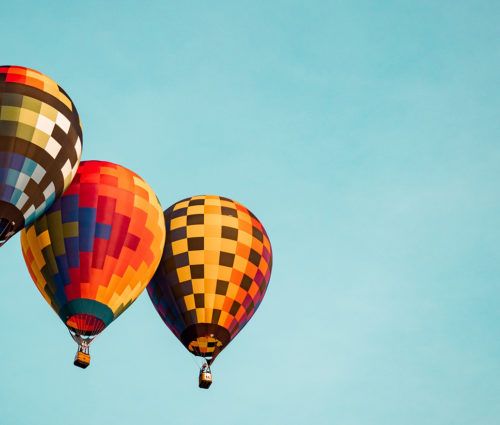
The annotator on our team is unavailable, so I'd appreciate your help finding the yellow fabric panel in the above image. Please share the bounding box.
[196,308,205,322]
[31,129,50,148]
[188,250,204,264]
[184,294,195,311]
[203,213,222,225]
[192,279,205,294]
[186,224,204,238]
[37,230,51,250]
[204,237,222,251]
[176,266,191,283]
[226,283,239,300]
[18,107,38,127]
[170,216,187,229]
[172,239,188,254]
[204,250,219,265]
[39,102,58,121]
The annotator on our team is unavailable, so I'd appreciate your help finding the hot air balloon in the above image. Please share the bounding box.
[0,65,82,245]
[147,195,272,388]
[21,160,165,368]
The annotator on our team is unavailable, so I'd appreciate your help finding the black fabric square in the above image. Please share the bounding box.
[194,294,205,307]
[221,206,237,217]
[229,301,241,316]
[240,274,253,291]
[221,226,238,240]
[187,237,204,250]
[212,309,221,323]
[215,280,229,295]
[189,199,205,206]
[174,252,190,268]
[219,252,235,267]
[190,264,204,278]
[180,281,193,296]
[169,227,187,241]
[171,207,188,218]
[249,248,261,266]
[252,226,264,242]
[187,214,204,225]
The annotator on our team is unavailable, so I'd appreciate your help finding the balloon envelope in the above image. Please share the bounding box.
[0,66,82,244]
[147,195,272,363]
[21,160,166,339]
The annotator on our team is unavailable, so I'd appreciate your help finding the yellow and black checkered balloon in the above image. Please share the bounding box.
[147,195,272,362]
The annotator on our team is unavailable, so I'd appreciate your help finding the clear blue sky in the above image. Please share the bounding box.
[1,1,499,424]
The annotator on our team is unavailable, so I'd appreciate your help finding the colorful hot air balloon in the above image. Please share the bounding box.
[0,65,82,245]
[21,160,165,368]
[147,195,272,388]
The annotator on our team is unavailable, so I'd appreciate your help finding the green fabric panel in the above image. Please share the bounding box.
[15,121,35,141]
[46,210,65,256]
[58,299,114,327]
[21,96,42,113]
[62,221,78,238]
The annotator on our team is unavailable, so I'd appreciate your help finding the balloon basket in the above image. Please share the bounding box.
[73,345,90,369]
[199,364,213,389]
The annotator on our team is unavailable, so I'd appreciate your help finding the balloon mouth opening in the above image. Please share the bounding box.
[188,335,224,358]
[66,314,106,336]
[0,201,24,246]
[181,324,231,362]
[0,218,15,246]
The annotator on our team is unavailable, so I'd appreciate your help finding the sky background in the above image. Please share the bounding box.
[1,1,499,424]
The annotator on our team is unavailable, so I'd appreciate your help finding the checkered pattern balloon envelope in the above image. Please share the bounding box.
[147,195,272,364]
[21,160,166,340]
[0,66,83,245]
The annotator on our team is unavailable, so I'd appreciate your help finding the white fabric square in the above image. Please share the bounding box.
[75,136,82,157]
[55,112,71,133]
[61,159,72,179]
[36,114,55,135]
[45,137,62,158]
[32,164,46,184]
[43,182,55,200]
[16,192,29,209]
[15,172,30,191]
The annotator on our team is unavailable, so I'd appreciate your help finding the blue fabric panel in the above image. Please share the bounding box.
[65,237,80,268]
[95,222,112,240]
[78,207,96,252]
[61,195,79,223]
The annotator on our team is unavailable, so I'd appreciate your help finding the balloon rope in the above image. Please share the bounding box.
[190,353,201,369]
